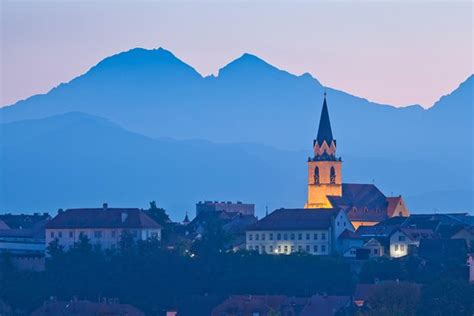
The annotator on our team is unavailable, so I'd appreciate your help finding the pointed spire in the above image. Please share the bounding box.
[183,211,190,224]
[316,92,334,145]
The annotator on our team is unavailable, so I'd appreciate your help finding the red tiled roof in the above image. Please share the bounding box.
[247,208,340,231]
[211,295,288,316]
[300,295,350,316]
[386,196,402,217]
[31,300,144,316]
[45,208,161,229]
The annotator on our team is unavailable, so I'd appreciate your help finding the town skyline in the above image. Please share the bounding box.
[2,1,473,108]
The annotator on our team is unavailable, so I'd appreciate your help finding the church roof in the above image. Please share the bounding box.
[247,208,340,231]
[328,183,389,222]
[316,95,334,145]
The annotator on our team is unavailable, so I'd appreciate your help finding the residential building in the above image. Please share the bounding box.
[196,201,255,217]
[45,204,161,251]
[31,298,144,316]
[246,208,353,255]
[389,228,435,258]
[300,295,351,316]
[304,94,410,229]
[0,213,49,254]
[211,295,288,316]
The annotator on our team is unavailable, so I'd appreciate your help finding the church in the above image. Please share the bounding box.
[305,93,410,229]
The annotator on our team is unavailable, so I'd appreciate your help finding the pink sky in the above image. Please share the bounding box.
[1,1,472,108]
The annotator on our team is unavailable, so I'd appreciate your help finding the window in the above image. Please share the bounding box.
[69,231,74,238]
[321,233,326,240]
[395,244,399,251]
[277,245,281,253]
[284,245,288,253]
[298,245,302,252]
[290,233,295,240]
[80,231,85,237]
[400,244,405,251]
[374,249,378,255]
[50,231,55,238]
[398,235,406,241]
[314,166,320,184]
[330,166,336,184]
[291,246,295,253]
[269,245,274,253]
[337,221,340,226]
[313,245,318,253]
[94,231,102,238]
[256,234,259,241]
[58,231,62,238]
[321,245,326,253]
[306,245,310,252]
[269,233,273,241]
[283,233,288,240]
[306,233,310,240]
[314,233,318,240]
[277,233,281,240]
[344,222,346,227]
[364,207,368,213]
[298,233,302,240]
[261,245,265,252]
[248,234,253,241]
[261,234,265,241]
[255,245,259,252]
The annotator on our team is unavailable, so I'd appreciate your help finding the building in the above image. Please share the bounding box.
[196,201,255,217]
[300,295,351,316]
[389,227,435,258]
[45,204,161,251]
[304,94,409,228]
[246,208,353,255]
[0,213,49,254]
[31,298,144,316]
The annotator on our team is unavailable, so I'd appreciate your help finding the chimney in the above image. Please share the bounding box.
[58,208,64,214]
[103,203,108,211]
[121,211,128,223]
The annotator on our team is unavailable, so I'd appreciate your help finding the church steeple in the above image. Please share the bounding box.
[316,93,334,146]
[313,93,337,159]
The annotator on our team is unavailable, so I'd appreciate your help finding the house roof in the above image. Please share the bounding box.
[300,295,350,316]
[0,220,9,230]
[339,229,364,239]
[211,295,288,315]
[393,228,436,241]
[45,208,161,229]
[247,208,340,231]
[0,213,50,229]
[386,196,402,217]
[328,183,389,222]
[31,300,144,316]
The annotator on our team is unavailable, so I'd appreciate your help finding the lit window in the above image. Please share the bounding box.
[277,245,281,252]
[291,246,295,253]
[395,244,399,251]
[330,167,336,184]
[400,244,405,251]
[284,245,288,253]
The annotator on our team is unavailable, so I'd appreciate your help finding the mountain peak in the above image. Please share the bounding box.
[218,53,282,78]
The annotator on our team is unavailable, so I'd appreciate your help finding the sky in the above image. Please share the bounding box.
[1,1,473,108]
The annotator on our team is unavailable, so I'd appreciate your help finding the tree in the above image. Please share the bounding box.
[418,278,474,316]
[190,215,231,258]
[146,201,171,226]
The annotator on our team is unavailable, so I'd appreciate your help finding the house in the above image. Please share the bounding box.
[389,228,435,258]
[245,208,353,255]
[363,238,385,257]
[196,201,255,217]
[304,94,409,229]
[338,229,365,257]
[450,226,474,251]
[211,295,288,316]
[353,282,421,308]
[45,204,161,251]
[0,213,49,254]
[300,295,351,316]
[31,298,144,316]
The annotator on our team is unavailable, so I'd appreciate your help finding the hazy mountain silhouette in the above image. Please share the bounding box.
[0,47,472,215]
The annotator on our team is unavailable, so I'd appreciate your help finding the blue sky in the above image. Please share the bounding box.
[1,0,472,108]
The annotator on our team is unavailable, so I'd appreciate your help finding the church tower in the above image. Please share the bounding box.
[305,93,342,208]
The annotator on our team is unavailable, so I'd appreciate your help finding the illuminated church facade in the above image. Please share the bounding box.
[305,94,410,229]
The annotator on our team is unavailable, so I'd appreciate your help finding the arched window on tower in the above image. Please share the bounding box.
[314,167,320,184]
[330,166,336,184]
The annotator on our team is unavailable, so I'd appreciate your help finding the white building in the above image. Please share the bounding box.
[389,228,435,258]
[45,204,161,251]
[245,208,354,255]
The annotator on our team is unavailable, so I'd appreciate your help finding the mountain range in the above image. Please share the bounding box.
[1,48,472,218]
